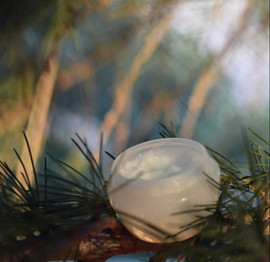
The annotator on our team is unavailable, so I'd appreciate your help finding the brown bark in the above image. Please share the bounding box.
[14,217,165,262]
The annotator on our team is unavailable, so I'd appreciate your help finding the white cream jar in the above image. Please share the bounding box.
[107,138,220,243]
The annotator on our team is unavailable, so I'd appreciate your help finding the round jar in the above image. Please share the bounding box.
[107,138,220,243]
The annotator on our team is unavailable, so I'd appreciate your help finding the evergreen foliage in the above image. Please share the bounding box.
[152,126,269,262]
[0,132,111,261]
[0,126,269,261]
[0,2,268,261]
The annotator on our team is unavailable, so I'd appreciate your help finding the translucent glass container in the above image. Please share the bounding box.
[107,138,220,243]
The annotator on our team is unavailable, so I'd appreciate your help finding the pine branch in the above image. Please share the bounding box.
[1,215,165,262]
[0,127,269,262]
[45,216,164,262]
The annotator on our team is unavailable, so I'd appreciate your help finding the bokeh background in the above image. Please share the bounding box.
[0,0,269,179]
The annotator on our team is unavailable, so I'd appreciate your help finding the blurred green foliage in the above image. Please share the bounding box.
[0,0,269,170]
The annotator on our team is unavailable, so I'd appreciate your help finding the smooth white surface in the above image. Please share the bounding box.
[107,138,220,243]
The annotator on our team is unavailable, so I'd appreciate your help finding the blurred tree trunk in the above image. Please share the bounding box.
[16,52,59,189]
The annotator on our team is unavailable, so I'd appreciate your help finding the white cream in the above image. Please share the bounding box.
[108,138,220,243]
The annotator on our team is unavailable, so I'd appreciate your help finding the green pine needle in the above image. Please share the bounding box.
[0,127,269,261]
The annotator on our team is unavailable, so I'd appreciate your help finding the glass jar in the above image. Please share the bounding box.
[107,138,220,243]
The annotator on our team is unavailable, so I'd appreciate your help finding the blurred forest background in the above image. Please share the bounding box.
[0,0,269,179]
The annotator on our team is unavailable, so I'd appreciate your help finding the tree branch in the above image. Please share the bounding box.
[16,51,59,188]
[13,216,164,262]
[100,1,177,146]
[180,0,259,138]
